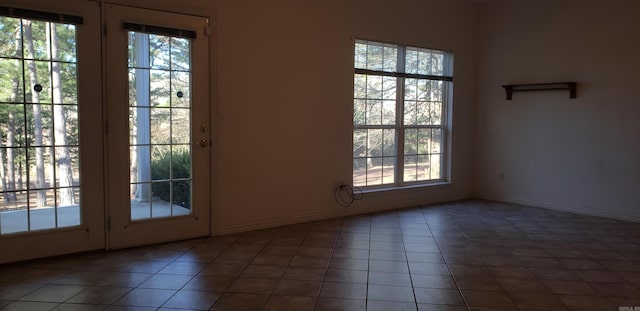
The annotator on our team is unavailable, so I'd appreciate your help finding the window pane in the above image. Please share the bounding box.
[404,100,416,126]
[0,104,25,142]
[131,184,151,220]
[404,129,417,155]
[33,61,53,103]
[353,129,367,158]
[0,191,28,234]
[354,74,366,98]
[172,148,191,179]
[131,145,151,183]
[404,78,417,100]
[0,17,21,58]
[6,149,27,191]
[0,59,23,102]
[354,42,368,69]
[59,63,77,104]
[26,148,53,190]
[412,49,445,76]
[417,79,428,100]
[381,100,395,125]
[57,187,80,228]
[171,108,190,144]
[430,154,442,179]
[431,129,442,153]
[366,163,382,186]
[367,129,383,157]
[382,46,397,72]
[366,100,381,125]
[382,157,395,184]
[129,32,151,69]
[29,190,56,230]
[54,146,78,187]
[150,70,171,107]
[383,129,396,156]
[431,52,445,76]
[430,101,442,125]
[130,107,146,145]
[418,51,429,75]
[405,49,418,74]
[27,105,53,146]
[171,71,190,108]
[128,69,138,106]
[151,145,171,180]
[417,129,430,154]
[172,180,190,210]
[54,105,77,146]
[354,99,365,126]
[366,44,383,71]
[429,80,442,101]
[353,158,367,187]
[52,24,77,62]
[171,38,190,71]
[150,108,171,144]
[151,181,171,217]
[416,155,430,181]
[403,155,417,182]
[366,75,382,99]
[382,77,396,100]
[416,101,430,125]
[23,20,49,60]
[150,35,170,70]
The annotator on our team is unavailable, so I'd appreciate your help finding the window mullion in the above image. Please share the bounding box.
[395,46,406,186]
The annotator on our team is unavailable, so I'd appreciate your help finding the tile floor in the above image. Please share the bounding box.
[1,199,640,310]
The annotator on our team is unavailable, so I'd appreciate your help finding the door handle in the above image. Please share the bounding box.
[198,139,208,147]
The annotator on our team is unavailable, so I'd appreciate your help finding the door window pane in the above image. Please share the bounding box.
[128,31,193,220]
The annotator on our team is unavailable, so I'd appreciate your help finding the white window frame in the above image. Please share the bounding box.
[353,39,453,189]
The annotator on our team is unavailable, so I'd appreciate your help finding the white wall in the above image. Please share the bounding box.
[209,0,479,234]
[110,0,480,233]
[474,0,640,221]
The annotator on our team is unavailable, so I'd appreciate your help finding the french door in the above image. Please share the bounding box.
[105,5,211,249]
[0,0,104,263]
[0,1,211,263]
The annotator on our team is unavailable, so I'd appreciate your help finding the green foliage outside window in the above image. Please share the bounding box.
[151,149,191,209]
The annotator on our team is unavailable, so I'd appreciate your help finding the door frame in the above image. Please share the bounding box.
[0,0,105,264]
[104,4,211,249]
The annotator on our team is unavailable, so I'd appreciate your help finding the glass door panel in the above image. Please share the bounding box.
[128,32,193,221]
[0,17,81,234]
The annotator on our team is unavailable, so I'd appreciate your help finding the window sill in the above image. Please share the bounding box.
[359,181,452,194]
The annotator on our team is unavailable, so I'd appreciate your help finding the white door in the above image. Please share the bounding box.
[105,5,210,249]
[0,0,104,263]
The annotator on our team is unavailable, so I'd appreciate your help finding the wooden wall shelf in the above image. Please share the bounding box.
[502,82,577,100]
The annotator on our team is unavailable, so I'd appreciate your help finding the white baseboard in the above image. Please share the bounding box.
[212,204,388,236]
[212,192,466,236]
[479,194,640,223]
